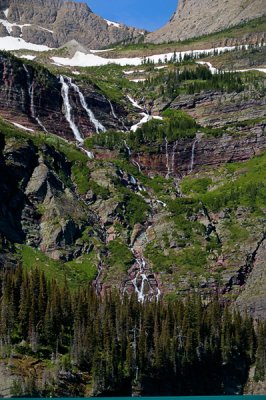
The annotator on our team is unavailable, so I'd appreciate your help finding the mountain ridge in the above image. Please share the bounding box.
[146,0,266,44]
[0,0,145,50]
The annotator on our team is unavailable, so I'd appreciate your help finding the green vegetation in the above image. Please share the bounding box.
[120,190,150,227]
[181,177,212,195]
[130,109,198,145]
[180,151,266,213]
[110,16,266,55]
[85,110,198,153]
[81,64,136,103]
[106,239,134,272]
[19,245,97,289]
[0,266,260,396]
[71,162,90,194]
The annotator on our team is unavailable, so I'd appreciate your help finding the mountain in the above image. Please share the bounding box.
[146,0,266,44]
[0,0,145,50]
[0,2,266,395]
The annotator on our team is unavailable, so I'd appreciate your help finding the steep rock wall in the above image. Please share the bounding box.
[146,0,265,44]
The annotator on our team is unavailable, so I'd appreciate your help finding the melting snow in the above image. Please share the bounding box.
[19,54,36,60]
[198,60,266,75]
[90,48,115,53]
[51,45,244,68]
[105,19,121,28]
[130,78,147,82]
[12,122,34,132]
[123,70,134,74]
[0,36,51,51]
[235,67,266,74]
[3,8,9,18]
[0,19,31,35]
[0,18,53,35]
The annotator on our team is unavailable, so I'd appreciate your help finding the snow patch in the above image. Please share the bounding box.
[3,8,9,18]
[0,36,51,51]
[51,45,243,68]
[130,78,147,82]
[105,19,121,28]
[19,54,36,60]
[0,18,53,35]
[235,67,266,74]
[197,60,266,75]
[72,71,80,75]
[12,122,34,132]
[90,48,115,53]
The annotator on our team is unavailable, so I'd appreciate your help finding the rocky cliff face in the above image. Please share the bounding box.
[131,126,266,179]
[0,0,145,49]
[0,134,102,262]
[0,52,128,139]
[146,0,265,44]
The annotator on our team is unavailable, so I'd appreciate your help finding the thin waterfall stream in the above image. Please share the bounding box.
[23,64,47,132]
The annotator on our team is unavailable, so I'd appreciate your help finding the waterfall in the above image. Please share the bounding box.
[81,147,94,159]
[132,258,150,303]
[23,64,47,132]
[165,138,170,179]
[171,140,178,176]
[108,99,118,119]
[124,140,131,156]
[155,200,166,207]
[132,160,142,173]
[69,79,106,134]
[189,139,198,173]
[128,174,137,185]
[123,245,161,303]
[60,75,84,143]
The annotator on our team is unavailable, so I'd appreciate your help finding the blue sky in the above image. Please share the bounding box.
[82,0,178,31]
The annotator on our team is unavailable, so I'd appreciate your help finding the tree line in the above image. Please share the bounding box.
[0,267,265,396]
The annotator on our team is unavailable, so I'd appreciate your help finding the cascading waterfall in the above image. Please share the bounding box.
[82,148,94,159]
[129,254,160,303]
[23,64,47,132]
[132,160,142,173]
[60,75,84,143]
[124,140,131,156]
[108,99,118,119]
[69,78,106,134]
[189,139,198,173]
[128,174,137,185]
[123,238,161,303]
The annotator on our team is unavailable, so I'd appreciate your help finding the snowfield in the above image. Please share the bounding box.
[0,36,51,51]
[18,54,37,60]
[51,45,248,68]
